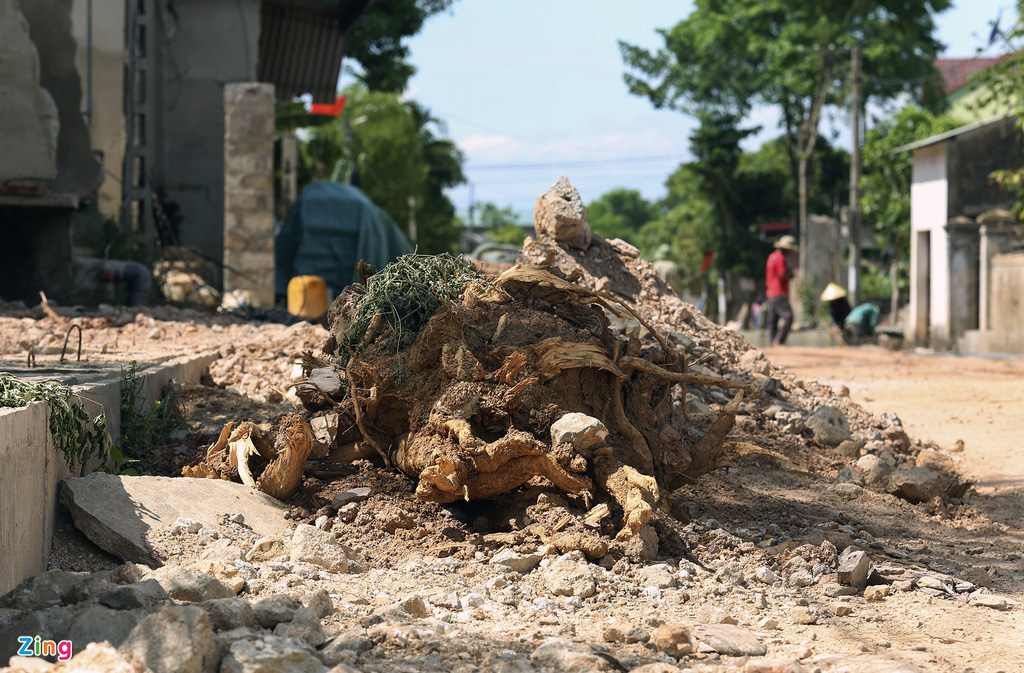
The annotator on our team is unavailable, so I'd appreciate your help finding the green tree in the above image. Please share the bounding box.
[344,0,457,92]
[300,86,465,253]
[475,202,526,246]
[620,0,950,255]
[586,189,660,242]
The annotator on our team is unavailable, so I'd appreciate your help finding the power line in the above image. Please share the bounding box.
[467,153,690,171]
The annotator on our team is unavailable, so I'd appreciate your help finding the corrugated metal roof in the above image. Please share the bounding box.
[258,0,369,103]
[893,116,1013,154]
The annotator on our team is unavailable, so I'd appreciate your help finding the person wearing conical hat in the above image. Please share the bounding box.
[820,282,852,328]
[765,235,798,346]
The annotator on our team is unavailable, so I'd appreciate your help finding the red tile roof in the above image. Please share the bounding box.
[934,57,1002,95]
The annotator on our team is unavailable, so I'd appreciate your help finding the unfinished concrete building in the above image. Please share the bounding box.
[1,0,368,307]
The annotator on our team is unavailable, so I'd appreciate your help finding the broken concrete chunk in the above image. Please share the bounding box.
[150,566,234,603]
[837,551,872,589]
[99,579,167,610]
[694,624,767,657]
[60,474,289,567]
[550,413,609,456]
[652,623,694,657]
[200,597,255,631]
[253,594,302,629]
[68,606,139,648]
[887,467,952,503]
[534,176,592,250]
[331,487,372,508]
[529,637,616,672]
[968,590,1018,611]
[915,448,956,474]
[806,406,852,446]
[290,524,367,573]
[118,605,219,673]
[490,548,544,574]
[307,367,343,395]
[855,454,892,485]
[220,634,323,673]
[273,606,326,647]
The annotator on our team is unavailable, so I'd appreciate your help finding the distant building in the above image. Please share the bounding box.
[900,117,1024,353]
[934,56,1006,122]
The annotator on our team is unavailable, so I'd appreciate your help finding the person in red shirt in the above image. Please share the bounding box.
[765,235,798,346]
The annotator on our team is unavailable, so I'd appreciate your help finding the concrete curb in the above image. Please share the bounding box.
[0,350,219,595]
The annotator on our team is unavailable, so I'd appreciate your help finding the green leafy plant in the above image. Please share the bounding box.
[340,253,481,365]
[120,362,194,460]
[0,373,111,475]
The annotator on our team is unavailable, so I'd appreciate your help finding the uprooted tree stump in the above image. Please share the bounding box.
[185,179,770,552]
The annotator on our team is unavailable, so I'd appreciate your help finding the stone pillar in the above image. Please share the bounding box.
[977,209,1018,331]
[223,82,275,307]
[944,216,980,344]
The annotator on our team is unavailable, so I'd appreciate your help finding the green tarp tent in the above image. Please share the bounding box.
[275,182,413,297]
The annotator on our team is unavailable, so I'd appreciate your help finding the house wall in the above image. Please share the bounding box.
[70,0,125,217]
[909,143,949,346]
[154,0,262,280]
[947,119,1023,218]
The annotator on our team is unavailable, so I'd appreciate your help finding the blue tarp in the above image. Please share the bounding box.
[274,182,413,297]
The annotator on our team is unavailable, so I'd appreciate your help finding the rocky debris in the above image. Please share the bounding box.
[550,413,609,456]
[305,590,333,619]
[694,624,767,656]
[150,566,234,603]
[246,537,288,563]
[289,524,366,573]
[200,539,244,562]
[651,623,694,657]
[791,606,817,624]
[119,605,219,673]
[529,637,615,672]
[97,580,167,610]
[837,551,872,589]
[67,605,139,648]
[490,548,544,574]
[864,585,891,602]
[273,607,327,647]
[635,563,676,589]
[219,635,324,673]
[543,554,598,598]
[60,474,289,566]
[534,176,592,250]
[0,607,70,664]
[968,591,1018,611]
[806,406,852,446]
[886,467,952,503]
[40,642,149,673]
[330,487,371,508]
[744,657,804,673]
[306,367,343,396]
[253,595,303,630]
[319,630,374,664]
[200,598,256,631]
[855,454,892,485]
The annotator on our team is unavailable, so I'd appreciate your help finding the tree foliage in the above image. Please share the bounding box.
[621,0,950,243]
[861,105,962,258]
[587,189,660,241]
[300,86,465,253]
[344,0,456,92]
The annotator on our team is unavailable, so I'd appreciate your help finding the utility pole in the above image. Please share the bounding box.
[848,43,863,305]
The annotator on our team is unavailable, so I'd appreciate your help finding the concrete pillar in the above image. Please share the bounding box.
[908,229,931,345]
[977,209,1018,331]
[223,82,275,307]
[944,216,980,344]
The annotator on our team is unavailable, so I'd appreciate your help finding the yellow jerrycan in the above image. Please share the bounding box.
[287,275,328,320]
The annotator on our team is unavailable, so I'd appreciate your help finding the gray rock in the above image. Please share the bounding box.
[530,637,615,672]
[856,454,893,485]
[806,406,852,446]
[68,606,138,648]
[490,548,544,574]
[754,567,776,585]
[1,570,91,609]
[376,595,431,620]
[685,396,712,415]
[111,562,151,585]
[534,176,592,250]
[0,607,70,664]
[289,524,367,573]
[307,368,343,395]
[119,605,219,673]
[834,439,862,458]
[305,589,333,619]
[220,635,324,673]
[274,607,326,647]
[253,594,302,629]
[99,579,168,609]
[201,598,255,631]
[837,551,872,589]
[544,557,597,598]
[788,570,814,587]
[150,566,234,602]
[968,591,1018,611]
[550,413,609,456]
[201,538,244,562]
[887,467,951,503]
[738,350,770,376]
[60,474,290,566]
[331,487,371,508]
[635,563,676,589]
[824,584,859,597]
[63,577,116,605]
[319,629,374,665]
[694,624,766,656]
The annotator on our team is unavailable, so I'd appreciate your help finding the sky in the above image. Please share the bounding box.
[391,1,1015,217]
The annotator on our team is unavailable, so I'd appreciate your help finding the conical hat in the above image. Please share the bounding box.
[820,282,847,301]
